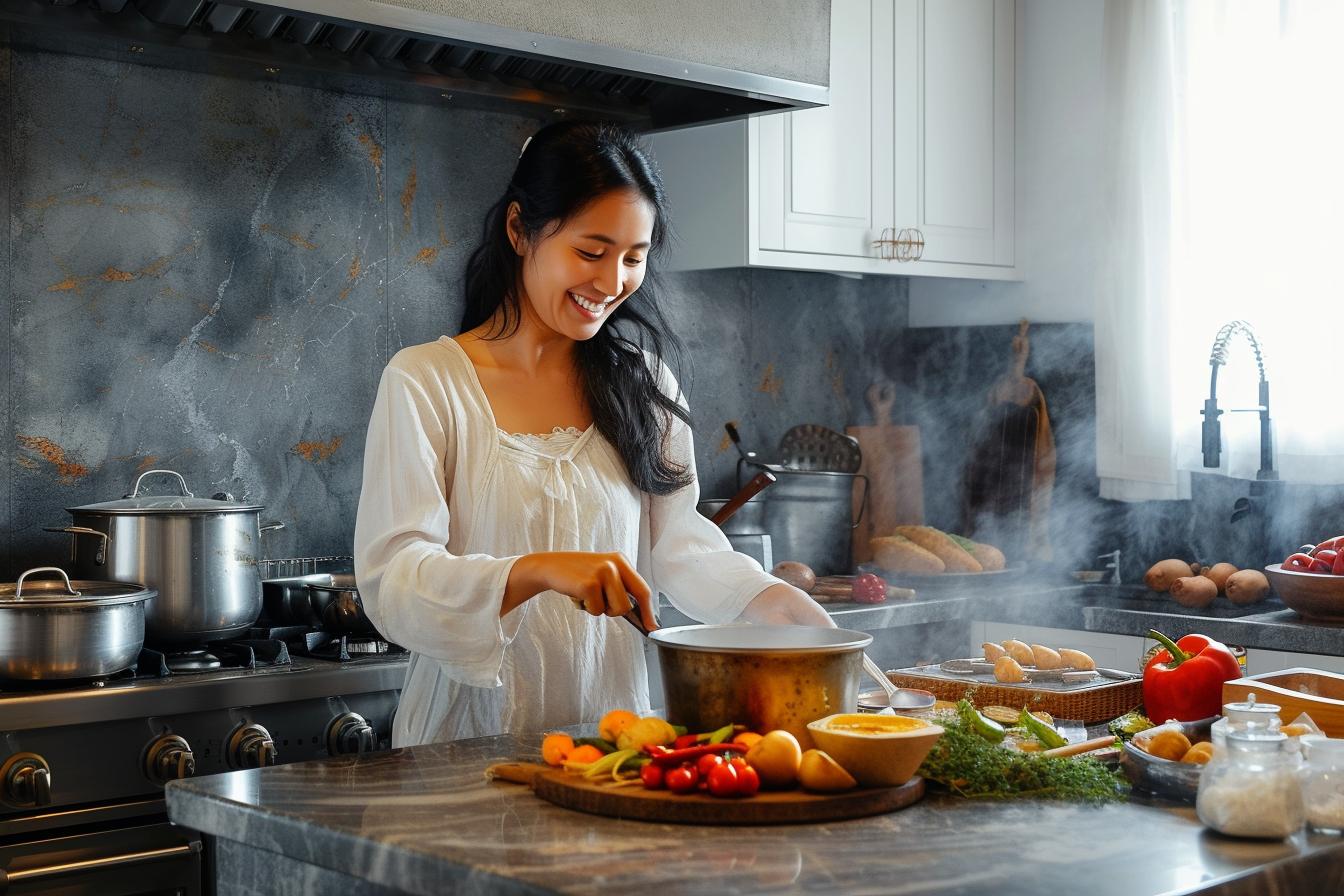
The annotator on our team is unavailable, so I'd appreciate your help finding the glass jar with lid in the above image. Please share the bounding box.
[1196,728,1304,839]
[1300,736,1344,833]
[1210,693,1282,749]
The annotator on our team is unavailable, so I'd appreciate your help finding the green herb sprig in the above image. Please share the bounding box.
[917,701,1129,803]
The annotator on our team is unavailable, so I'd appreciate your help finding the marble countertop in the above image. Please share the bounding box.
[167,734,1344,896]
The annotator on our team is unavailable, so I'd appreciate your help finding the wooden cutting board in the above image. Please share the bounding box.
[487,763,925,825]
[848,382,925,566]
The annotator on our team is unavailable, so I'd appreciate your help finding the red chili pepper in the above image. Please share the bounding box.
[1285,552,1315,570]
[645,742,748,767]
[1312,558,1335,574]
[1142,629,1243,723]
[1333,551,1344,576]
[672,733,699,750]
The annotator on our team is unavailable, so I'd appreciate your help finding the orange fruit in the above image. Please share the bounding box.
[732,731,763,749]
[541,733,574,767]
[566,744,605,765]
[598,709,639,743]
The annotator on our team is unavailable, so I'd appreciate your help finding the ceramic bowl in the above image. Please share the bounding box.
[1118,716,1217,803]
[806,713,944,787]
[1264,563,1344,622]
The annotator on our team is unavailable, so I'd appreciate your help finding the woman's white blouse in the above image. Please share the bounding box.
[354,336,779,746]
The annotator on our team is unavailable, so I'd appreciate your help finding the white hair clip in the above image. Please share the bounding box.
[519,135,533,159]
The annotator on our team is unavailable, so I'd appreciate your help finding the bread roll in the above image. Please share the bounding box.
[870,535,945,574]
[894,526,983,573]
[994,656,1026,683]
[983,642,1007,662]
[1002,639,1034,665]
[1058,648,1096,671]
[949,534,1007,571]
[1030,644,1063,670]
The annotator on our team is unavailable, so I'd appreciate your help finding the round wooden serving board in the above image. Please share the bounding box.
[489,763,925,825]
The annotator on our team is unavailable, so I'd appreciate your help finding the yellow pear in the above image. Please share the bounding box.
[798,749,857,793]
[745,729,803,788]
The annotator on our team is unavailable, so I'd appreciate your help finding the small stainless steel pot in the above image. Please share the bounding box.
[648,624,872,749]
[0,567,154,680]
[306,575,380,637]
[46,469,283,645]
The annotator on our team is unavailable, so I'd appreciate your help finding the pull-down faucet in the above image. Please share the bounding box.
[1200,321,1277,525]
[1201,320,1275,480]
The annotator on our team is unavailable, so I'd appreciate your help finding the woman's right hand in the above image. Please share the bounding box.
[504,551,657,631]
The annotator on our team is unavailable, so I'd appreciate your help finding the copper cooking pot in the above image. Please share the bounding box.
[648,624,871,749]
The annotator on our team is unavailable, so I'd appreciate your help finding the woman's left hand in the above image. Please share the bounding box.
[735,583,835,628]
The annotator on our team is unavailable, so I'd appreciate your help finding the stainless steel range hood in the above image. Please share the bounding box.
[0,0,830,130]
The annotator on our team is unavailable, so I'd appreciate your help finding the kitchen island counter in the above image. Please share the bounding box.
[168,734,1344,896]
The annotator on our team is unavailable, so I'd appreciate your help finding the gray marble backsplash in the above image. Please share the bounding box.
[0,46,907,577]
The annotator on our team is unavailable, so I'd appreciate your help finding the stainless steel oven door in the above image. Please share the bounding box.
[0,821,201,896]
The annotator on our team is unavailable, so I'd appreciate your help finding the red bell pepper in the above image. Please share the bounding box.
[1142,629,1242,723]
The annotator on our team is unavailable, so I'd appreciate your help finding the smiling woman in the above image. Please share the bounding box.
[353,121,832,748]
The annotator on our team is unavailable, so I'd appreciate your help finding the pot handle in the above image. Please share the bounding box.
[42,526,109,566]
[851,474,869,529]
[260,521,285,533]
[15,567,82,599]
[128,469,193,499]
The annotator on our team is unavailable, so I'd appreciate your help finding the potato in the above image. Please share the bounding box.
[1058,648,1095,671]
[1030,644,1063,670]
[1189,561,1203,576]
[994,655,1026,683]
[1200,562,1239,595]
[1225,569,1271,606]
[1002,639,1034,665]
[1170,575,1218,608]
[982,642,1007,662]
[1136,727,1192,761]
[1181,742,1215,764]
[771,561,817,593]
[1145,559,1195,593]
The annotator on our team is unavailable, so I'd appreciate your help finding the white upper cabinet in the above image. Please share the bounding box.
[649,0,1017,279]
[757,1,893,257]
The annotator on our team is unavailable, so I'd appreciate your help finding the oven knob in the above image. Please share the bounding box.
[144,734,196,784]
[226,723,278,769]
[325,712,376,756]
[1,753,52,808]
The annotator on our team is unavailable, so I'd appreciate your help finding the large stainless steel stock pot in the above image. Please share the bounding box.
[649,624,872,750]
[46,469,283,645]
[0,567,154,680]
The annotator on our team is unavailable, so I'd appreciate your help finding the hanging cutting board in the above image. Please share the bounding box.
[847,382,925,566]
[487,763,925,826]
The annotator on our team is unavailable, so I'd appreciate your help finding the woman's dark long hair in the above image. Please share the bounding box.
[460,121,692,495]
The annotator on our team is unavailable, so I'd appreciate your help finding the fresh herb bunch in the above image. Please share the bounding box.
[918,701,1129,802]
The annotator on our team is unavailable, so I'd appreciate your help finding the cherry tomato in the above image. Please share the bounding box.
[665,764,698,794]
[734,763,760,796]
[640,763,665,790]
[673,733,699,750]
[697,753,726,778]
[707,761,740,797]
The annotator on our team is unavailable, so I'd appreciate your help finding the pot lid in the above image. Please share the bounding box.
[67,469,263,515]
[0,567,156,609]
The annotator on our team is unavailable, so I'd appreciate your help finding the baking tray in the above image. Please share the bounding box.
[888,662,1143,724]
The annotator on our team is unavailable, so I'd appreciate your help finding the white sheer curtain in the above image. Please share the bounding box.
[1096,0,1344,500]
